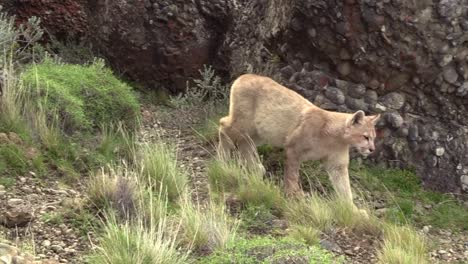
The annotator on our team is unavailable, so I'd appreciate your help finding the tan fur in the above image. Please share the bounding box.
[218,74,380,206]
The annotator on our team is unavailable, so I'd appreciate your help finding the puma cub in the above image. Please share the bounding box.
[218,74,380,206]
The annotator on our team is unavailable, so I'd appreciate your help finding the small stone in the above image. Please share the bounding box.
[348,84,366,98]
[443,66,459,84]
[396,127,409,137]
[337,62,352,76]
[438,0,463,19]
[307,28,317,38]
[374,103,387,112]
[461,175,468,191]
[0,133,9,144]
[7,132,22,145]
[375,208,388,217]
[344,249,355,255]
[0,243,18,256]
[0,255,12,264]
[438,249,447,254]
[422,226,430,233]
[42,240,51,247]
[439,54,453,67]
[435,147,445,156]
[385,112,404,129]
[345,97,367,111]
[280,66,295,79]
[7,199,24,207]
[325,87,346,104]
[339,49,351,60]
[408,124,419,141]
[50,245,64,253]
[364,90,378,104]
[380,92,405,110]
[456,82,468,96]
[320,239,342,253]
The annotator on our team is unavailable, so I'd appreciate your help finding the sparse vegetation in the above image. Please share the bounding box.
[198,236,344,264]
[288,225,321,246]
[170,65,228,109]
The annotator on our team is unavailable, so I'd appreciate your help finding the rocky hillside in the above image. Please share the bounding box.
[6,0,468,194]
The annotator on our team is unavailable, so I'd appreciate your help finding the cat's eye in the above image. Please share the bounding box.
[363,135,370,141]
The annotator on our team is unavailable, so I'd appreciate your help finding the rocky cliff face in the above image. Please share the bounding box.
[6,0,468,194]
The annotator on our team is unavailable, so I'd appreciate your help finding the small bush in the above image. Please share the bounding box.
[21,58,140,133]
[87,166,138,220]
[193,109,226,145]
[0,144,28,175]
[208,157,283,212]
[139,142,188,202]
[198,236,344,264]
[88,214,188,264]
[178,195,238,252]
[284,194,333,231]
[289,225,321,246]
[240,205,277,234]
[378,224,427,264]
[329,198,381,234]
[170,65,228,108]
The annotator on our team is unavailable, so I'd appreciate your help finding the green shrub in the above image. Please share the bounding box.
[88,214,188,264]
[21,59,140,133]
[208,157,283,212]
[0,144,28,175]
[177,196,238,252]
[378,224,427,264]
[198,236,343,264]
[288,225,321,246]
[139,142,188,202]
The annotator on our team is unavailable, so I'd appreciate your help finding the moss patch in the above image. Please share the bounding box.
[21,59,140,134]
[198,236,343,264]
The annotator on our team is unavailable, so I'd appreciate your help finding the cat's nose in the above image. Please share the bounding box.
[369,147,375,153]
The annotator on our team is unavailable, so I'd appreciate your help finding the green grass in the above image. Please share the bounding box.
[193,108,226,144]
[288,225,321,246]
[139,142,188,202]
[349,162,468,231]
[240,205,277,234]
[0,144,28,175]
[207,157,284,212]
[177,195,238,252]
[0,177,15,188]
[41,212,65,225]
[198,236,344,264]
[21,58,140,133]
[88,213,188,264]
[378,224,427,264]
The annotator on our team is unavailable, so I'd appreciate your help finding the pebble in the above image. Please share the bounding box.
[385,112,404,129]
[435,147,445,156]
[324,87,346,104]
[348,84,366,99]
[320,239,343,253]
[380,92,405,110]
[443,66,459,84]
[423,226,430,233]
[41,240,51,248]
